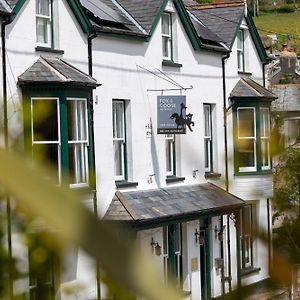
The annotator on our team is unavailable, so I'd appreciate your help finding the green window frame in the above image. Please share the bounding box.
[36,0,54,48]
[23,87,94,188]
[233,102,271,174]
[161,12,173,61]
[165,134,176,177]
[240,204,256,269]
[112,100,127,181]
[204,104,213,172]
[163,224,182,286]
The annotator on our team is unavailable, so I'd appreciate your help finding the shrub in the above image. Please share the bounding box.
[277,4,296,13]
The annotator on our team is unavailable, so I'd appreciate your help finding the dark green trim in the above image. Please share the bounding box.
[115,181,138,188]
[35,46,64,54]
[148,0,169,39]
[205,172,221,179]
[50,0,54,49]
[165,176,185,183]
[205,219,212,300]
[11,0,26,20]
[234,170,272,176]
[245,12,269,63]
[60,92,69,180]
[162,60,182,68]
[241,266,261,276]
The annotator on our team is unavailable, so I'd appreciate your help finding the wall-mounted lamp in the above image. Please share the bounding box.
[193,169,199,178]
[214,225,226,241]
[150,238,161,256]
[195,229,205,245]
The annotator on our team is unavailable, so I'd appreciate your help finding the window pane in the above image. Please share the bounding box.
[204,139,211,169]
[238,108,255,137]
[261,139,270,167]
[166,139,173,173]
[68,143,88,185]
[161,14,170,35]
[68,100,87,141]
[32,99,58,142]
[114,140,124,177]
[162,37,171,59]
[238,139,255,168]
[260,108,270,137]
[36,0,50,16]
[204,105,211,137]
[237,30,243,49]
[32,144,59,180]
[113,102,124,139]
[36,17,49,44]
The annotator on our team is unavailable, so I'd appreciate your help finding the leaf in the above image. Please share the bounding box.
[0,149,180,300]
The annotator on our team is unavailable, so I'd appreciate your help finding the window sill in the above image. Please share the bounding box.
[241,267,261,277]
[205,172,221,179]
[35,46,64,54]
[166,176,185,183]
[115,181,138,188]
[234,170,272,176]
[238,71,252,76]
[162,60,183,68]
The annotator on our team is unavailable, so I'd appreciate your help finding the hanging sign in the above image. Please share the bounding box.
[157,95,194,134]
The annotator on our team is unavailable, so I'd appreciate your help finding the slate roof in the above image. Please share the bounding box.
[116,0,165,33]
[80,0,145,35]
[18,56,98,87]
[185,2,245,48]
[230,77,277,100]
[104,183,244,225]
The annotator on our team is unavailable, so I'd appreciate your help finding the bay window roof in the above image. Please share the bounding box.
[18,56,99,88]
[230,77,277,101]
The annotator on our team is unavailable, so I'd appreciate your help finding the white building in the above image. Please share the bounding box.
[0,0,276,299]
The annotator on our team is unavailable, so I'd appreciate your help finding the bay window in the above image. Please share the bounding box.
[234,104,271,174]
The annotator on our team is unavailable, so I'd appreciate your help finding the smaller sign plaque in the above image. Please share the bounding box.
[191,257,199,272]
[145,123,152,138]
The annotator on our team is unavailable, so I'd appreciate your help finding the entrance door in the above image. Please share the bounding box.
[200,219,211,300]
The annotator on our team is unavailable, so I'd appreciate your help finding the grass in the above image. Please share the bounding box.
[253,11,300,53]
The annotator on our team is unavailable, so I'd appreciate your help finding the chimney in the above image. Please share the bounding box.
[279,43,297,75]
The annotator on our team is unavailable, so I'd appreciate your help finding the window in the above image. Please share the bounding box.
[31,97,90,187]
[260,108,271,170]
[237,29,244,71]
[240,204,256,269]
[67,98,89,186]
[36,0,53,47]
[235,105,271,173]
[204,104,212,172]
[112,101,126,181]
[237,107,256,172]
[162,12,172,60]
[163,224,182,286]
[165,134,175,176]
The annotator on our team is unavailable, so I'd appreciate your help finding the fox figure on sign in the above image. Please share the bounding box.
[170,103,195,132]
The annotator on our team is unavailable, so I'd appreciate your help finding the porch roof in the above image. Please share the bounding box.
[104,183,244,227]
[18,56,99,88]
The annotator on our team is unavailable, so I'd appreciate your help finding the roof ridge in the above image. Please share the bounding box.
[241,77,262,97]
[115,191,138,220]
[110,0,147,34]
[56,57,97,82]
[39,56,68,81]
[186,1,244,10]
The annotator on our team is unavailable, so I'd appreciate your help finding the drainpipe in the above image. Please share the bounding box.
[87,31,101,300]
[2,16,13,299]
[221,51,231,295]
[262,61,268,88]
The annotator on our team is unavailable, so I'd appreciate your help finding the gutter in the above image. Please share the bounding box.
[2,14,13,299]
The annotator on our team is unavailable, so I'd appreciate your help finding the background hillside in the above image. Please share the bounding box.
[252,4,300,54]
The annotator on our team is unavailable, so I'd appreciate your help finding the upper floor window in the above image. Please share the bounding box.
[204,104,213,172]
[237,29,244,71]
[165,134,175,176]
[234,104,271,174]
[31,97,90,187]
[36,0,53,47]
[112,100,126,181]
[162,12,172,61]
